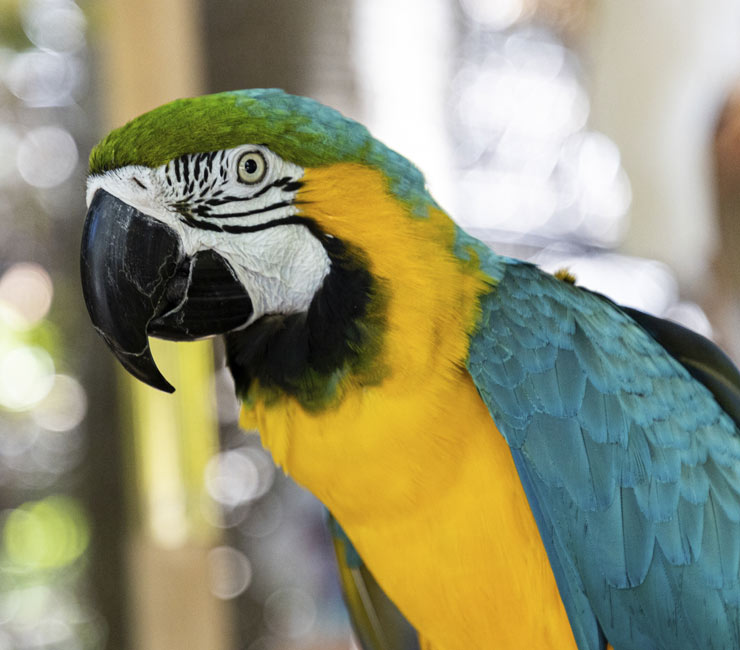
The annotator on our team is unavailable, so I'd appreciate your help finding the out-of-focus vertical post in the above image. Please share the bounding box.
[710,88,740,362]
[93,0,231,648]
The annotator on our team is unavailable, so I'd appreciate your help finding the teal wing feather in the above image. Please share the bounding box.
[467,258,740,650]
[327,512,421,650]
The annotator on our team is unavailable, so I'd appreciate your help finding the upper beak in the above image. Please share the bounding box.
[80,189,253,392]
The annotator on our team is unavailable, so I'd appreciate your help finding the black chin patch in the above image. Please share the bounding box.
[225,233,383,408]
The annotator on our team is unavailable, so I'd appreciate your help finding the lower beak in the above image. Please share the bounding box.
[80,189,253,392]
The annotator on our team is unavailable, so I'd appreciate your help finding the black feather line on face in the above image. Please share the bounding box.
[209,199,295,220]
[169,174,303,223]
[176,212,307,234]
[225,224,383,409]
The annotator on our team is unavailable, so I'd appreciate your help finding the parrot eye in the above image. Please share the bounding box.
[236,151,267,184]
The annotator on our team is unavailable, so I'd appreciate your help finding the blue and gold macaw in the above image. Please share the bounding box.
[80,89,740,650]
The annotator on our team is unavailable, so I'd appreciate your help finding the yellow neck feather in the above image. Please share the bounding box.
[240,162,491,516]
[299,163,488,385]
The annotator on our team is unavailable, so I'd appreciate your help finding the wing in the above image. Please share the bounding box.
[467,259,740,650]
[327,512,422,650]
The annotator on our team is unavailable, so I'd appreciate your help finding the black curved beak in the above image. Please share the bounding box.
[80,189,253,392]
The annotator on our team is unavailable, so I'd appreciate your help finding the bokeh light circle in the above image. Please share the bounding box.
[6,51,81,107]
[17,126,78,188]
[32,374,87,432]
[3,496,90,569]
[21,0,87,53]
[0,345,55,411]
[205,447,275,508]
[0,262,53,328]
[263,587,316,639]
[208,546,253,600]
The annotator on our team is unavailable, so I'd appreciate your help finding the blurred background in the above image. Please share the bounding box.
[0,0,740,648]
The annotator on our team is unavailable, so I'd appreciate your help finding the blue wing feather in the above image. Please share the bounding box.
[467,258,740,650]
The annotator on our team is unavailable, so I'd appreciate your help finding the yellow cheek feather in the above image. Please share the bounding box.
[239,163,578,650]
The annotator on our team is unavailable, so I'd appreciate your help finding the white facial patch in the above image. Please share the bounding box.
[86,144,331,323]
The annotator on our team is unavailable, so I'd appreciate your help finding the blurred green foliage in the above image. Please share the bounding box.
[4,495,90,570]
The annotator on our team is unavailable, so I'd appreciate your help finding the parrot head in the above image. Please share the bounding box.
[81,89,455,404]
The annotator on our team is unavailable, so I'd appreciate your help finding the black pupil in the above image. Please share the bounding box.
[243,158,258,174]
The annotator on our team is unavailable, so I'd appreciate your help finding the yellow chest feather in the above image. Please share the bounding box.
[242,371,577,650]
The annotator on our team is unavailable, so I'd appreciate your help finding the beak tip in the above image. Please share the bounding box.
[112,344,176,394]
[127,364,177,394]
[147,375,176,394]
